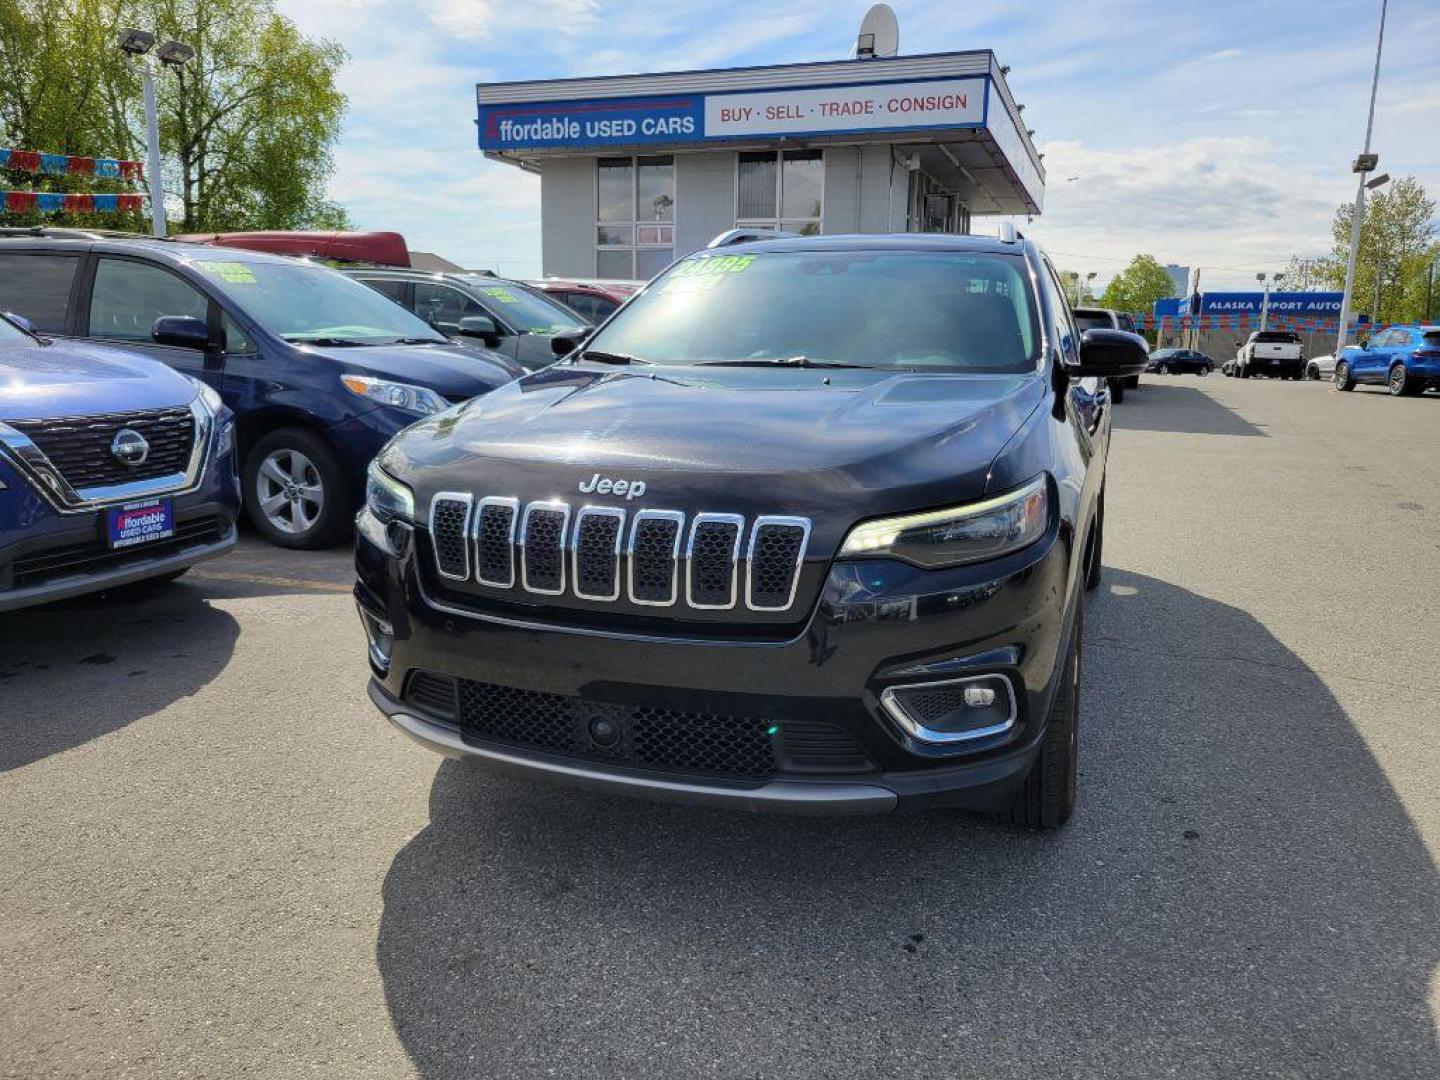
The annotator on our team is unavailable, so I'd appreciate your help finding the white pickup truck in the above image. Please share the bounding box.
[1232,331,1304,380]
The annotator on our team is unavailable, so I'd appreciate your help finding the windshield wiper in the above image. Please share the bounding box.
[282,335,375,347]
[391,336,449,346]
[696,356,873,369]
[577,349,651,365]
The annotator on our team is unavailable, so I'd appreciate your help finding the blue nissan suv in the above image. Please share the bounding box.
[0,311,239,612]
[0,233,524,548]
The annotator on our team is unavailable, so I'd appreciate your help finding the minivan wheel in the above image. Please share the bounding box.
[998,596,1082,830]
[244,428,349,549]
[1334,361,1355,391]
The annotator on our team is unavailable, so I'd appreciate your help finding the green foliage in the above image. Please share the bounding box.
[1098,255,1177,316]
[1289,176,1437,323]
[0,0,349,232]
[1056,268,1097,306]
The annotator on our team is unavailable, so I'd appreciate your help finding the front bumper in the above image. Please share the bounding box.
[356,506,1080,814]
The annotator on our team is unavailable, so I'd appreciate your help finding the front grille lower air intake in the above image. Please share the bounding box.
[426,494,811,614]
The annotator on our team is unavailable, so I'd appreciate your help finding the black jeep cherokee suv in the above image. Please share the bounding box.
[355,233,1145,827]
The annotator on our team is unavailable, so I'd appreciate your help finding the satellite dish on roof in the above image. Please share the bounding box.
[856,3,899,59]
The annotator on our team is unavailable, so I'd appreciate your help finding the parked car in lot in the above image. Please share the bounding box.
[0,311,239,612]
[1232,330,1304,379]
[356,231,1147,828]
[523,279,642,324]
[0,233,524,549]
[1147,347,1213,375]
[1305,353,1338,380]
[1072,307,1144,400]
[1334,324,1440,396]
[344,268,588,371]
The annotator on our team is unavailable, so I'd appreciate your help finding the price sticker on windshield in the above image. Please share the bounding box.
[670,254,755,278]
[479,287,519,303]
[194,260,257,284]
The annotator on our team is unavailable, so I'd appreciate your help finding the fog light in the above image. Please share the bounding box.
[357,604,394,672]
[963,686,996,708]
[880,675,1016,745]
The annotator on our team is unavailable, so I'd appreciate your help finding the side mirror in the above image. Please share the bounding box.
[1233,340,1242,348]
[151,315,213,351]
[4,311,36,334]
[552,327,593,357]
[456,315,500,344]
[1073,329,1148,379]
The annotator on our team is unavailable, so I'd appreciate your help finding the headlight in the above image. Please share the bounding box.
[341,374,448,416]
[185,375,224,414]
[838,476,1049,569]
[366,461,414,523]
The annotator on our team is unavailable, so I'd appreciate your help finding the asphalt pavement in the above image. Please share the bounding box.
[2,375,1437,1079]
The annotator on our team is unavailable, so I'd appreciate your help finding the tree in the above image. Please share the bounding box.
[0,0,349,232]
[1098,255,1176,315]
[1298,176,1437,324]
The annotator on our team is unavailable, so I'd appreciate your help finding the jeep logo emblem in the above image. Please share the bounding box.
[111,428,150,467]
[578,473,646,501]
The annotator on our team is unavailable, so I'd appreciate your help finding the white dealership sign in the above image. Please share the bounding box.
[704,77,985,138]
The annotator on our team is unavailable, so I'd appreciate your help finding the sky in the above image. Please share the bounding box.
[274,0,1440,291]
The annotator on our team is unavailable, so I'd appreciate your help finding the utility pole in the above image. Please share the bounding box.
[1258,273,1271,333]
[1425,259,1435,323]
[1336,0,1388,353]
[140,63,165,237]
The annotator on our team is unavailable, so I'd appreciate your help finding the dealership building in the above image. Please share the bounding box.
[1152,291,1349,358]
[475,49,1044,279]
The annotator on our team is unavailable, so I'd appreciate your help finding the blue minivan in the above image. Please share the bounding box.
[0,234,524,548]
[0,311,239,612]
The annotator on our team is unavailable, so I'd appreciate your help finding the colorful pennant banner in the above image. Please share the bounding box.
[1134,314,1375,333]
[4,191,146,213]
[0,147,144,182]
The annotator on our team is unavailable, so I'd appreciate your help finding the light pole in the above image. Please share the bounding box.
[1085,272,1097,305]
[117,29,195,238]
[1336,0,1388,353]
[1364,173,1391,324]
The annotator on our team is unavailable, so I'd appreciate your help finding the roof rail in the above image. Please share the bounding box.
[706,227,802,249]
[0,226,148,240]
[996,222,1024,244]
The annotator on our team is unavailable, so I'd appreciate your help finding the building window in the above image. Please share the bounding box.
[736,149,823,235]
[596,155,674,280]
[907,170,967,234]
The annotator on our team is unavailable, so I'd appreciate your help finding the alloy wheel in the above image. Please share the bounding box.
[256,448,325,534]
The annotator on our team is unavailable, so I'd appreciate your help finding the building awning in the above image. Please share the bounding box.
[475,51,1044,215]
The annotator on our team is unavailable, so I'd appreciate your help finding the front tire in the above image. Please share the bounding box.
[999,596,1082,829]
[1198,366,1209,376]
[1307,363,1320,380]
[1109,378,1125,404]
[244,427,350,549]
[1334,361,1355,392]
[1157,364,1169,375]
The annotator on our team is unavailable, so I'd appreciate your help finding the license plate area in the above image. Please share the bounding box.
[107,499,175,549]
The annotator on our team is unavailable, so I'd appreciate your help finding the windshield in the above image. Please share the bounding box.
[188,257,445,344]
[0,314,30,344]
[583,250,1039,372]
[456,277,586,333]
[1072,312,1113,331]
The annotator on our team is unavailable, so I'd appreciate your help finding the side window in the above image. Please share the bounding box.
[413,282,492,335]
[1039,261,1080,363]
[222,312,255,354]
[1117,314,1136,334]
[0,253,81,333]
[89,258,209,342]
[363,278,408,304]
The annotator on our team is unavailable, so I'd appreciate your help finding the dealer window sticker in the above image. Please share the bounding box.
[479,287,520,303]
[194,260,257,284]
[669,254,756,278]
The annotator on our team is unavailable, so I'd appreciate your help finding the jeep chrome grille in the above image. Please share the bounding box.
[427,496,811,613]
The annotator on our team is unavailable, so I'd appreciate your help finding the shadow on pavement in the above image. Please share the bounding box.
[1117,383,1266,436]
[0,582,238,772]
[376,571,1438,1079]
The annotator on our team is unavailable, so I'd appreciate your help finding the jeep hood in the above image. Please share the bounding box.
[385,364,1046,532]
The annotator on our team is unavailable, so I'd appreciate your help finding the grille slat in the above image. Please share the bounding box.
[428,494,472,581]
[474,498,518,587]
[747,518,810,611]
[572,507,624,600]
[629,510,684,606]
[687,515,743,609]
[520,503,569,595]
[9,406,195,489]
